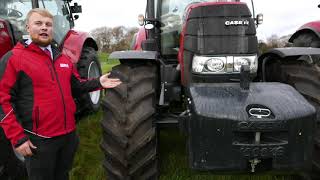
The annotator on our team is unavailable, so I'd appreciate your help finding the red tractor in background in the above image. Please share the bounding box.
[0,0,102,179]
[289,4,320,48]
[101,0,320,179]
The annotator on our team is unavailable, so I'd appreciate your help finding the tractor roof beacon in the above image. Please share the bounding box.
[101,0,319,179]
[0,0,102,179]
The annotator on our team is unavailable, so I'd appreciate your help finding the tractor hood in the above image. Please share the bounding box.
[178,2,258,85]
[187,82,314,121]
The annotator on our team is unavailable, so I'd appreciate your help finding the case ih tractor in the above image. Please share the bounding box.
[101,0,320,179]
[0,0,102,179]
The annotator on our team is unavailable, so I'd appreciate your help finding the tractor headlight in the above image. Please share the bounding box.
[205,58,225,72]
[192,56,226,73]
[234,56,258,73]
[192,55,257,74]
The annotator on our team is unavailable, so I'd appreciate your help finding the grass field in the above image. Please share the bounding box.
[69,53,299,180]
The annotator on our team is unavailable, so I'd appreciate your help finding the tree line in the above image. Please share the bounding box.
[90,26,139,53]
[258,34,292,54]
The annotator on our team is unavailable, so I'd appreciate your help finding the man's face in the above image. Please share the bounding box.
[26,12,53,47]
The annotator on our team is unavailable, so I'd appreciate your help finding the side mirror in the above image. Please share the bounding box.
[318,4,320,8]
[256,13,263,25]
[70,3,82,13]
[138,14,144,26]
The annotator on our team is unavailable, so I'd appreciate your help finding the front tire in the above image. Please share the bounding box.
[76,46,102,114]
[100,62,158,180]
[291,32,320,179]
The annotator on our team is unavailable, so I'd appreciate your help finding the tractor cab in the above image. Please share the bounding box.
[0,0,80,52]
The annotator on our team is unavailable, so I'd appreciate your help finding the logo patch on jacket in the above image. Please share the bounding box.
[60,63,69,68]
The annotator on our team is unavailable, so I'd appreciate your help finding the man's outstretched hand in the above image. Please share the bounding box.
[99,73,122,88]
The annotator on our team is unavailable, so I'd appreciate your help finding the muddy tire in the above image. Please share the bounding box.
[290,32,320,179]
[292,32,320,47]
[100,62,158,180]
[266,60,320,179]
[0,129,26,180]
[75,46,102,114]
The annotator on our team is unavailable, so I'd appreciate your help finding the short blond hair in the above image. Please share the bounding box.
[26,8,53,24]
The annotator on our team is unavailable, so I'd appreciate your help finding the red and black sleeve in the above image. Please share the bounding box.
[0,52,28,147]
[70,64,103,98]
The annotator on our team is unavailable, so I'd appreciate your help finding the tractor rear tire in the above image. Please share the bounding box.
[292,32,320,47]
[100,62,158,180]
[0,129,27,180]
[75,46,102,115]
[269,61,320,179]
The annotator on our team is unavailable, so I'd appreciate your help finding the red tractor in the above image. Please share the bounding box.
[101,0,320,179]
[0,0,102,179]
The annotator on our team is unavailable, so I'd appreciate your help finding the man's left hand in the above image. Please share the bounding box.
[99,73,122,88]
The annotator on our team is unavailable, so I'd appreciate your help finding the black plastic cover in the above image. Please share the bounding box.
[186,82,316,172]
[183,3,257,55]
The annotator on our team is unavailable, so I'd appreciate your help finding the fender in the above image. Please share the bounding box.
[289,20,320,43]
[109,50,158,61]
[131,27,146,51]
[62,30,98,63]
[0,19,14,60]
[259,47,320,60]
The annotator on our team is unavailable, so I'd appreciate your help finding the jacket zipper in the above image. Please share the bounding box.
[51,53,67,130]
[44,60,55,81]
[35,106,39,134]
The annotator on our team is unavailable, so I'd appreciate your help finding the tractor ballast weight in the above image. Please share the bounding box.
[102,0,318,179]
[186,83,315,171]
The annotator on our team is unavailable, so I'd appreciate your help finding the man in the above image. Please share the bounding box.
[0,8,121,180]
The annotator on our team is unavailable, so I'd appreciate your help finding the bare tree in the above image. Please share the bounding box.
[91,26,138,53]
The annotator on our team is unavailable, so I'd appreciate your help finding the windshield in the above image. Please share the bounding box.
[160,0,253,56]
[0,0,32,41]
[161,0,241,25]
[0,0,71,45]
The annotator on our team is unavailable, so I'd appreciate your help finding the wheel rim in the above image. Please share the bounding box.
[88,61,101,105]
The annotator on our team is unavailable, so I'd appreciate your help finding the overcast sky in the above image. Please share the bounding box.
[74,0,319,40]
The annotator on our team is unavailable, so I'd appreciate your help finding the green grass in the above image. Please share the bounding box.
[98,52,120,73]
[70,111,105,180]
[71,115,297,180]
[70,55,299,180]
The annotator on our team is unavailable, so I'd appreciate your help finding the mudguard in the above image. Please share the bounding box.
[62,30,98,63]
[259,47,320,59]
[131,27,146,51]
[0,19,14,59]
[289,21,320,43]
[186,82,316,172]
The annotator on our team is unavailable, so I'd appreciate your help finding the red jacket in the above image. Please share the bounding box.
[0,42,101,147]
